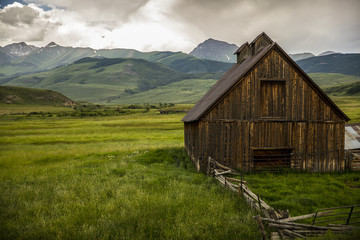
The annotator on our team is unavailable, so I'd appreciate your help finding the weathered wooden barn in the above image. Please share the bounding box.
[182,32,350,172]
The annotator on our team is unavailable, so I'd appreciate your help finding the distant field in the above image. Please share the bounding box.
[0,106,359,239]
[0,104,74,115]
[330,96,360,122]
[309,73,360,88]
[108,78,217,104]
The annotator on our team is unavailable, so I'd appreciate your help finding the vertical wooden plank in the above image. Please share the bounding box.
[292,69,297,120]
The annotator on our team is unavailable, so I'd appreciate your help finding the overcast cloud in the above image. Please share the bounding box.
[0,0,359,54]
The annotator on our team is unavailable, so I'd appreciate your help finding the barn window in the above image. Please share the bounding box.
[260,80,286,118]
[252,148,292,170]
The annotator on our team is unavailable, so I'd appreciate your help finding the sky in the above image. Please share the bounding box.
[0,0,359,55]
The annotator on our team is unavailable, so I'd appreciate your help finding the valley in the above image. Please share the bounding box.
[1,40,359,105]
[0,105,359,239]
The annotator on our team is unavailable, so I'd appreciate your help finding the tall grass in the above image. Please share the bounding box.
[245,171,360,217]
[1,108,359,239]
[0,111,260,239]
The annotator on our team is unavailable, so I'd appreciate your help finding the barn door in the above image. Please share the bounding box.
[252,148,292,170]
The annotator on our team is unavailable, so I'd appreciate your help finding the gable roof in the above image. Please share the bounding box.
[182,33,350,122]
[182,43,274,122]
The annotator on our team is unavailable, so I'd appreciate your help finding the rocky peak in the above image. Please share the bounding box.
[189,38,239,63]
[3,42,39,57]
[45,42,59,48]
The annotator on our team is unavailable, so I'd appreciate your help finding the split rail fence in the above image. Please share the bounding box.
[207,157,360,239]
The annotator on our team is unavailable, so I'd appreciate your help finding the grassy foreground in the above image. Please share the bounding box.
[0,110,260,239]
[1,106,360,239]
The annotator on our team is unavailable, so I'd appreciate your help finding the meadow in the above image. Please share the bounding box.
[0,105,359,239]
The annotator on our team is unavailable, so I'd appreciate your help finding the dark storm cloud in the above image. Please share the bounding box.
[0,4,39,26]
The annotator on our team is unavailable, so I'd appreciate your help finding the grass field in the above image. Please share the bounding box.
[1,106,360,239]
[0,109,261,239]
[330,96,360,122]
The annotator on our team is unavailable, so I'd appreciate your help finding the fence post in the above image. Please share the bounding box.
[312,211,318,225]
[257,194,263,214]
[346,206,354,225]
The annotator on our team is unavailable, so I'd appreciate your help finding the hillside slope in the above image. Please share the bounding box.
[323,81,360,96]
[297,54,360,77]
[308,73,360,88]
[0,85,73,106]
[2,58,195,102]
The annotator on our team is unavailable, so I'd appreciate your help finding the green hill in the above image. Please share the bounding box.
[323,81,360,96]
[0,85,73,106]
[308,73,360,88]
[3,57,360,104]
[2,58,198,102]
[297,54,360,77]
[108,78,218,104]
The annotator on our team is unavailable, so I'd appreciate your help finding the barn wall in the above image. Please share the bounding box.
[203,48,343,122]
[185,47,345,172]
[186,120,345,172]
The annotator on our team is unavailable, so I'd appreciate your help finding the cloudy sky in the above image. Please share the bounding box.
[0,0,359,54]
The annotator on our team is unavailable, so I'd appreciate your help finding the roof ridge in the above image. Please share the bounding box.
[250,32,274,45]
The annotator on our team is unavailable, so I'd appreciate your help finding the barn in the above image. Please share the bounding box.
[182,32,350,172]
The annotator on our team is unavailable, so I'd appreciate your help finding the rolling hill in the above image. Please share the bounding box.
[297,53,360,77]
[308,73,360,88]
[2,57,207,102]
[0,85,73,106]
[323,81,360,96]
[107,78,218,104]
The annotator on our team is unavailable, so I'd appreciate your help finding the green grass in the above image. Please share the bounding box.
[2,58,188,102]
[0,104,75,115]
[0,109,260,239]
[309,73,360,88]
[1,106,360,239]
[245,171,360,217]
[325,81,360,96]
[109,78,217,104]
[0,85,73,105]
[330,96,360,122]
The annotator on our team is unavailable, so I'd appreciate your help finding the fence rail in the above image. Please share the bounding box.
[312,205,360,226]
[207,156,360,239]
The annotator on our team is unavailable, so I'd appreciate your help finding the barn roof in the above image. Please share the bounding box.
[345,124,360,150]
[182,33,350,123]
[182,42,274,122]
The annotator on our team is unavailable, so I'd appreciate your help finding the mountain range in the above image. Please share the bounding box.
[0,42,232,77]
[0,40,359,104]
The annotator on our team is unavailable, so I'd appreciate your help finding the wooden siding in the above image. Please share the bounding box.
[203,48,343,122]
[185,121,345,172]
[184,47,346,172]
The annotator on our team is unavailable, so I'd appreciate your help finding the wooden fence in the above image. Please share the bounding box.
[207,157,360,239]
